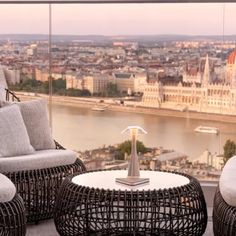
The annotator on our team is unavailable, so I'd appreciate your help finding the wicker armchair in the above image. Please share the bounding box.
[0,194,26,236]
[213,156,236,236]
[0,173,26,236]
[213,186,236,236]
[5,88,20,102]
[2,89,86,223]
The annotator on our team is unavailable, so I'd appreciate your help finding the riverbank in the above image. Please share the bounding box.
[16,92,236,124]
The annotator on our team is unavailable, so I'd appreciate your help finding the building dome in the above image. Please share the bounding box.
[228,49,236,64]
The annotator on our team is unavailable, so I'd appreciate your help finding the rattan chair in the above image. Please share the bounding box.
[213,186,236,236]
[0,194,26,236]
[213,155,236,236]
[2,89,87,223]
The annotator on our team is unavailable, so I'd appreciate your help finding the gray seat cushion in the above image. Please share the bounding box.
[0,149,77,173]
[0,173,16,203]
[219,156,236,207]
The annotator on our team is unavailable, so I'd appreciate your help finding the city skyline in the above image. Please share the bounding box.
[0,3,236,35]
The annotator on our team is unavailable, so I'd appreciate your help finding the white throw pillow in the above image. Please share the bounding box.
[0,105,35,157]
[17,99,55,150]
[0,173,16,203]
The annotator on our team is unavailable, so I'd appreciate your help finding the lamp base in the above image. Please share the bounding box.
[116,177,149,186]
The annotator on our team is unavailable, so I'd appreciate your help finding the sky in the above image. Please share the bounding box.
[0,3,235,35]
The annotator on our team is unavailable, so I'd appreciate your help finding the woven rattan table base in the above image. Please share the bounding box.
[54,170,207,236]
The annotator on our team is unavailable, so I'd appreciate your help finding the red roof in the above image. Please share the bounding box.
[228,49,236,64]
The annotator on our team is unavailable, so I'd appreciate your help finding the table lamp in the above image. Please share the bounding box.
[116,126,150,186]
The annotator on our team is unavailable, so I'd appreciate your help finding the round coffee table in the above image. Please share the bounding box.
[54,170,207,236]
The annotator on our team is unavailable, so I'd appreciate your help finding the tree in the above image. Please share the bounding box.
[223,139,236,164]
[66,88,81,97]
[52,78,66,92]
[80,89,91,96]
[117,140,148,160]
[10,78,92,97]
[106,83,119,97]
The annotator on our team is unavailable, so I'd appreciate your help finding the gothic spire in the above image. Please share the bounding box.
[202,54,210,86]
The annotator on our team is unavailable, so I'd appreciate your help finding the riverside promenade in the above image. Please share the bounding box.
[17,92,236,124]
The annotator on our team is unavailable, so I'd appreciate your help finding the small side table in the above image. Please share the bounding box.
[54,170,207,236]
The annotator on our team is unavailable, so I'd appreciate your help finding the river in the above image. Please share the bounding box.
[51,104,236,160]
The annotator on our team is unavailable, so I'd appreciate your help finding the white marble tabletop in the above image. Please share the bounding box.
[72,170,190,191]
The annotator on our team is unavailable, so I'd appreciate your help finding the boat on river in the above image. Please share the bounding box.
[91,105,108,112]
[194,126,219,134]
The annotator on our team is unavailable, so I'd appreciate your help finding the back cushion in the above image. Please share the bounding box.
[1,99,56,150]
[0,105,35,157]
[0,88,6,101]
[0,66,8,101]
[17,99,56,150]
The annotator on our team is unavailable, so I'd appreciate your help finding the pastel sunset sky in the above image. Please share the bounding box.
[0,3,235,35]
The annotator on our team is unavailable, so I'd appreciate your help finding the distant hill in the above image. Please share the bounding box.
[0,34,109,42]
[0,34,236,43]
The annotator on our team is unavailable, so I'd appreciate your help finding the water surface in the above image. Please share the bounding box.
[52,104,236,159]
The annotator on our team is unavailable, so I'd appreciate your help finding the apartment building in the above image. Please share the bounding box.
[113,72,135,93]
[83,74,112,94]
[35,68,64,82]
[66,73,83,90]
[113,72,147,94]
[2,66,20,85]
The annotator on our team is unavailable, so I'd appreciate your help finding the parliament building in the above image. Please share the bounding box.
[142,50,236,114]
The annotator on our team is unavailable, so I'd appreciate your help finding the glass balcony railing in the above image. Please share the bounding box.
[1,3,236,183]
[3,2,236,235]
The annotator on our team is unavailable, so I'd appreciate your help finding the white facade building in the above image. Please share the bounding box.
[142,51,236,113]
[83,74,113,94]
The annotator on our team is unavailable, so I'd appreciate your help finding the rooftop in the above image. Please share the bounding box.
[228,49,236,64]
[114,72,132,79]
